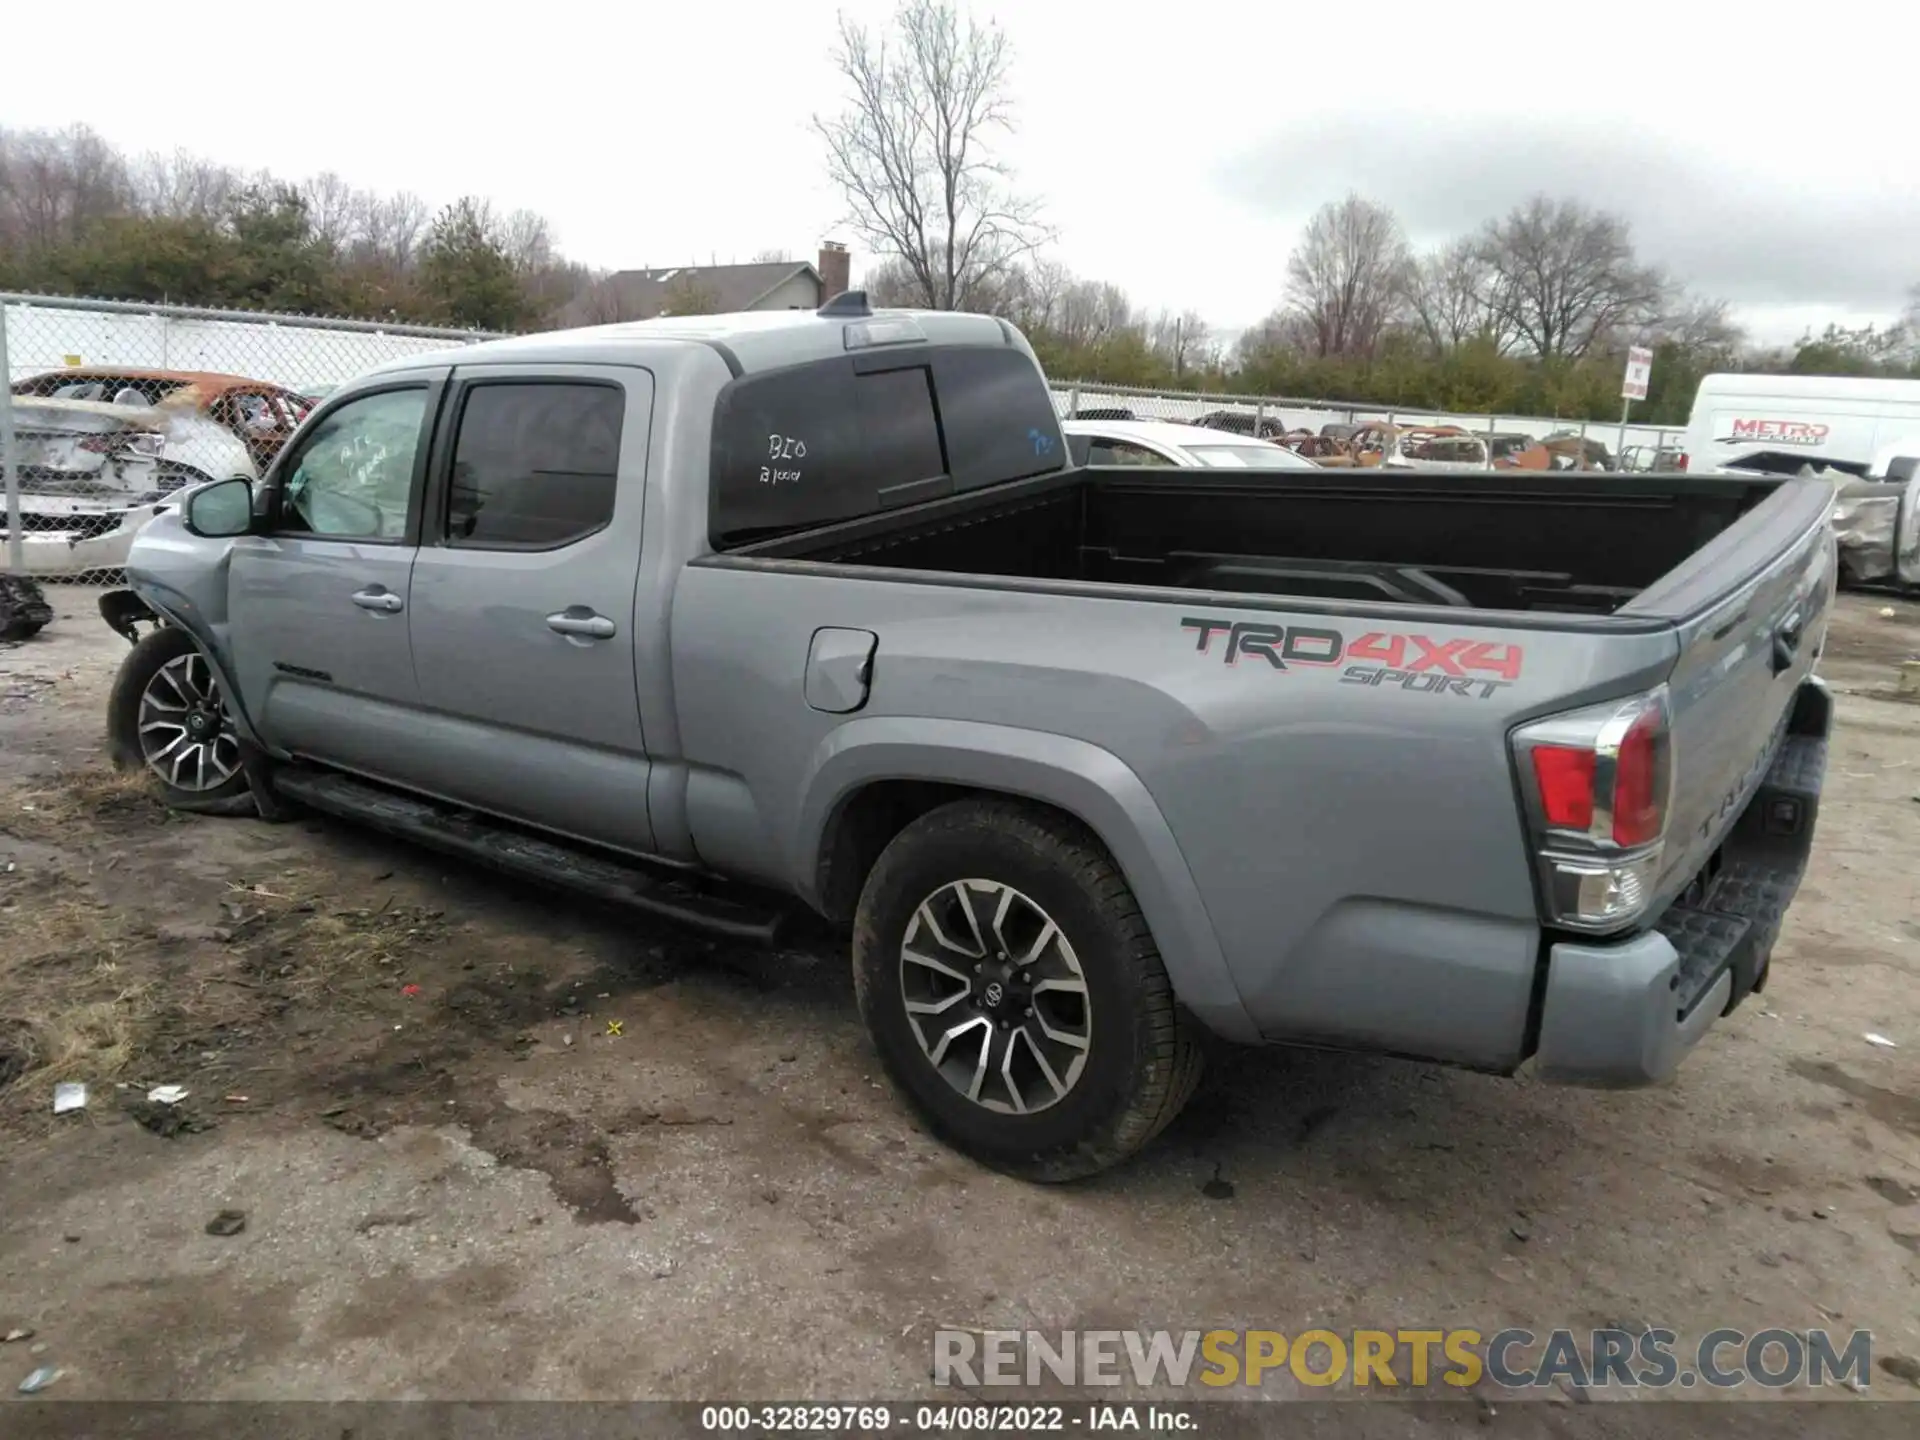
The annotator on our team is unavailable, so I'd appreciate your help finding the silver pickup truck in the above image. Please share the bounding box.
[98,295,1837,1180]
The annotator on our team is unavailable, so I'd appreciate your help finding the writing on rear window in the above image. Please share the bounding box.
[709,346,1065,549]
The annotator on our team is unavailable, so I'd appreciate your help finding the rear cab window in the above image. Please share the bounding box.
[709,344,1063,549]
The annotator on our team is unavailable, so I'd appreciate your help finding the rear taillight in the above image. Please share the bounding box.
[1611,706,1664,846]
[1530,745,1596,830]
[1511,687,1674,931]
[1675,454,1689,471]
[78,435,117,453]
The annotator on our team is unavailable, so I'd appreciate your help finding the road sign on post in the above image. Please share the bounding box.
[1621,346,1653,401]
[1616,345,1654,468]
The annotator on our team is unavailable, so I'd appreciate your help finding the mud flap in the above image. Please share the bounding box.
[98,588,159,645]
[238,739,291,823]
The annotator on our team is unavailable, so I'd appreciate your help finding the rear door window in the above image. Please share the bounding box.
[444,381,624,549]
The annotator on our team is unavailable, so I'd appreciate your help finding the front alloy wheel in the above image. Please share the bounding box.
[901,879,1092,1115]
[137,649,242,793]
[107,625,257,815]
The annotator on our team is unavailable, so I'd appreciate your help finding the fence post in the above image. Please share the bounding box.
[1067,385,1080,420]
[1485,414,1497,471]
[1253,402,1266,437]
[1,302,22,575]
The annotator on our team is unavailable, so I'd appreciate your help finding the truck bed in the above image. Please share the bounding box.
[733,466,1793,618]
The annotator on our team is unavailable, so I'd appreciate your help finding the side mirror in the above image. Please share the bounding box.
[184,477,254,538]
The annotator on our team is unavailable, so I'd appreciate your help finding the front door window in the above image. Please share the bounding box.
[277,389,429,540]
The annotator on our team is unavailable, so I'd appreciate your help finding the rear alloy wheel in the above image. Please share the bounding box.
[107,625,256,815]
[898,879,1093,1114]
[853,798,1203,1181]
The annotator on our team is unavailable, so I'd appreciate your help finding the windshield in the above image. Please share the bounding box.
[1186,444,1314,470]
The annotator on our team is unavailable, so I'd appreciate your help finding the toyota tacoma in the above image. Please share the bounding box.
[97,294,1836,1180]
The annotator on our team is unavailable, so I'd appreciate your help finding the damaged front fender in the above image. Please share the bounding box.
[98,588,159,645]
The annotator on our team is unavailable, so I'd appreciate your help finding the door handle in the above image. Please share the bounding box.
[351,588,403,614]
[546,609,616,640]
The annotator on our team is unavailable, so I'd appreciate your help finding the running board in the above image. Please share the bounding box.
[271,767,790,944]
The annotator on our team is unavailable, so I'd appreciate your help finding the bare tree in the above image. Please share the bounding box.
[130,149,241,222]
[1053,278,1135,350]
[998,256,1073,332]
[750,247,794,264]
[498,209,555,273]
[1233,308,1317,366]
[300,171,365,254]
[814,0,1050,310]
[569,271,643,325]
[1477,196,1668,360]
[660,274,723,316]
[1647,296,1745,358]
[1283,194,1412,359]
[357,190,430,275]
[860,255,923,307]
[1149,309,1214,377]
[0,124,130,251]
[1406,238,1507,353]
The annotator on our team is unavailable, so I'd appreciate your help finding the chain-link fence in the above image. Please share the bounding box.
[0,293,494,602]
[1050,380,1687,473]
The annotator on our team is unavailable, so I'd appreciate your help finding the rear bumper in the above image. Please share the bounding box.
[0,506,160,578]
[1533,680,1830,1087]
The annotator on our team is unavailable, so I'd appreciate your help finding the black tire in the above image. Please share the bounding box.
[852,798,1203,1182]
[106,626,257,816]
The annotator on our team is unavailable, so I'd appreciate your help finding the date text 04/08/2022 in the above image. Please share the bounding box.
[698,1403,1195,1431]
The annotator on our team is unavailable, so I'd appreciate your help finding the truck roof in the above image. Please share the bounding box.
[363,299,1023,380]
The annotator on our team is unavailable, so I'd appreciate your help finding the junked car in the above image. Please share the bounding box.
[1542,432,1615,472]
[1351,423,1491,471]
[1488,433,1552,470]
[2,370,314,578]
[1063,419,1319,470]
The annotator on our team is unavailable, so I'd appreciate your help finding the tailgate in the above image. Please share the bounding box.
[1626,474,1836,899]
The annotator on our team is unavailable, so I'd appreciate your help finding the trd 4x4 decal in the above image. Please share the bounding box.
[1181,616,1524,699]
[1180,618,1342,669]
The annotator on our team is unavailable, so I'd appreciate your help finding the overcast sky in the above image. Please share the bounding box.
[5,0,1915,347]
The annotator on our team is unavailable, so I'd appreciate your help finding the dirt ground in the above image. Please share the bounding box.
[1,586,1918,1415]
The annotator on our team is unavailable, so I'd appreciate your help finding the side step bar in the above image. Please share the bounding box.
[272,767,790,944]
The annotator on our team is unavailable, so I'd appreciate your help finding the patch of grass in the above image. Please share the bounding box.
[239,888,450,1004]
[0,883,150,1102]
[3,766,175,846]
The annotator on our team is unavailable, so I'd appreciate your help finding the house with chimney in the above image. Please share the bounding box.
[565,242,852,326]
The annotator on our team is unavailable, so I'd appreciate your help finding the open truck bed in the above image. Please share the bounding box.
[733,464,1806,621]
